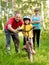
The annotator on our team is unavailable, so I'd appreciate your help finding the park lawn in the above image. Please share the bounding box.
[0,30,49,65]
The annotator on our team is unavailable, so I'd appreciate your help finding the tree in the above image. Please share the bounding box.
[0,0,47,30]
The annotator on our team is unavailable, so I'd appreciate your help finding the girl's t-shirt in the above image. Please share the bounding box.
[32,15,41,30]
[21,24,33,38]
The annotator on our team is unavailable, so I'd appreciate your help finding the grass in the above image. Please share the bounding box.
[0,30,49,65]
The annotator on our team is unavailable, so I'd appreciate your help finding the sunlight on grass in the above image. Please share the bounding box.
[0,30,3,34]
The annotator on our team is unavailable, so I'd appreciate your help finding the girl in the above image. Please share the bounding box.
[22,16,36,54]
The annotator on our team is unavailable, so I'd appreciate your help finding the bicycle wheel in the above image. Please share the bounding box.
[26,42,33,62]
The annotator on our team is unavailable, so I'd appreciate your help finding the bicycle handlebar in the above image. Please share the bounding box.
[18,26,37,32]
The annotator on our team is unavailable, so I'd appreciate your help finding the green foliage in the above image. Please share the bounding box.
[1,0,47,16]
[0,19,2,30]
[0,0,48,29]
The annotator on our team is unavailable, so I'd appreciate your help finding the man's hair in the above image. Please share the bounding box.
[15,11,20,15]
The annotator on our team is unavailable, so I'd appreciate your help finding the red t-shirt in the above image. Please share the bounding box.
[5,17,23,30]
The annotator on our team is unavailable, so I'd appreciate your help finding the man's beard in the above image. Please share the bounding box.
[16,19,20,22]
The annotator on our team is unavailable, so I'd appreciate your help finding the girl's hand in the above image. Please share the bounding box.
[14,29,18,33]
[33,26,38,29]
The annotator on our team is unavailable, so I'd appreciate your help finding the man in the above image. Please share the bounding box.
[4,11,23,53]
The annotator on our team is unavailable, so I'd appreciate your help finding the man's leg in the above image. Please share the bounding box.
[4,29,11,53]
[11,33,20,53]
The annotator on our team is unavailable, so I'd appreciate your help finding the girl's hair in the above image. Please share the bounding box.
[23,16,30,25]
[23,16,30,21]
[23,18,30,21]
[23,19,30,25]
[34,8,39,12]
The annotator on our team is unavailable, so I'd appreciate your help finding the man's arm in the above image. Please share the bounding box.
[8,24,17,33]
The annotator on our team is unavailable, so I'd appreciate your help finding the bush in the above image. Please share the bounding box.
[0,20,2,30]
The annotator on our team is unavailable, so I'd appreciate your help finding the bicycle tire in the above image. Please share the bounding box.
[26,42,33,62]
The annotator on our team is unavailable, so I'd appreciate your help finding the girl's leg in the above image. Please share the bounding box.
[30,38,33,49]
[23,36,26,45]
[33,30,36,49]
[23,36,28,49]
[36,30,41,48]
[30,38,36,54]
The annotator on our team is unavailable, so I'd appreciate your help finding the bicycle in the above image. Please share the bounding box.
[18,27,35,62]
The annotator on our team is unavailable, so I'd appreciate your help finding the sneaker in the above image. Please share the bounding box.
[18,48,20,53]
[22,47,27,51]
[7,46,11,54]
[15,47,20,53]
[31,49,36,54]
[22,45,27,50]
[7,46,10,51]
[23,45,27,49]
